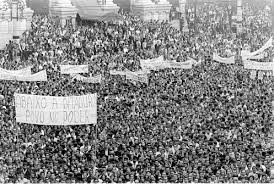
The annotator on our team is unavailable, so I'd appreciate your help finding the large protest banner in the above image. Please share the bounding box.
[0,66,32,76]
[109,70,127,76]
[14,93,97,125]
[242,53,265,60]
[213,53,235,64]
[141,56,194,70]
[242,37,273,58]
[72,74,102,83]
[166,60,193,69]
[0,70,47,81]
[130,69,150,75]
[60,65,89,74]
[140,56,166,70]
[243,60,273,71]
[126,72,148,84]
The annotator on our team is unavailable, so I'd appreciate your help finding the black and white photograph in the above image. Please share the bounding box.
[0,0,274,183]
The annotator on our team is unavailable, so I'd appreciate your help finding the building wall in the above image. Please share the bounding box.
[168,0,179,7]
[113,0,130,11]
[25,0,180,16]
[26,0,49,15]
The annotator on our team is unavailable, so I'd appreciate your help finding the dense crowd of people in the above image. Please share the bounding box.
[0,1,274,183]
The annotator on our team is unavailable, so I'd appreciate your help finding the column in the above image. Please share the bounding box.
[72,17,76,28]
[237,0,243,34]
[49,0,52,16]
[155,0,172,22]
[24,8,34,30]
[272,0,274,33]
[130,0,135,11]
[50,0,77,27]
[100,0,119,12]
[178,0,186,18]
[131,0,156,21]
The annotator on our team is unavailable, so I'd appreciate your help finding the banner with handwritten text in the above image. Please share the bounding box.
[109,70,127,76]
[60,65,89,74]
[14,93,97,125]
[242,37,273,57]
[242,53,265,60]
[0,70,47,81]
[126,72,148,84]
[166,60,193,69]
[72,74,102,83]
[213,53,235,64]
[243,60,273,71]
[141,56,194,70]
[0,66,32,76]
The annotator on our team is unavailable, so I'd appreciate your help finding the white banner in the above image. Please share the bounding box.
[130,70,150,75]
[0,66,32,76]
[14,93,97,125]
[243,60,273,71]
[242,53,265,60]
[140,56,165,70]
[126,72,148,84]
[141,56,194,70]
[72,74,102,83]
[242,37,273,57]
[213,53,235,64]
[0,70,47,81]
[109,70,127,76]
[60,65,89,74]
[166,59,193,69]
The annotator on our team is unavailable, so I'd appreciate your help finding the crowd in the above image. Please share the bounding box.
[0,1,274,183]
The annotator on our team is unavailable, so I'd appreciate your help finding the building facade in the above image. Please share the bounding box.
[0,0,33,49]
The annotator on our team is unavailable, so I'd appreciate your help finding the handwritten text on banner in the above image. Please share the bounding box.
[0,70,47,81]
[72,74,102,83]
[213,53,235,64]
[0,66,32,76]
[243,60,273,71]
[126,72,148,84]
[60,65,89,74]
[14,93,97,125]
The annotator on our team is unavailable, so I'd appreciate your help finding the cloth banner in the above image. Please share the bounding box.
[14,93,97,125]
[213,53,235,64]
[166,59,193,69]
[60,65,89,74]
[242,53,265,60]
[243,60,273,71]
[0,66,32,76]
[141,56,194,70]
[130,70,150,75]
[140,56,165,70]
[72,74,102,83]
[126,72,148,84]
[109,70,127,76]
[0,70,47,81]
[242,37,273,57]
